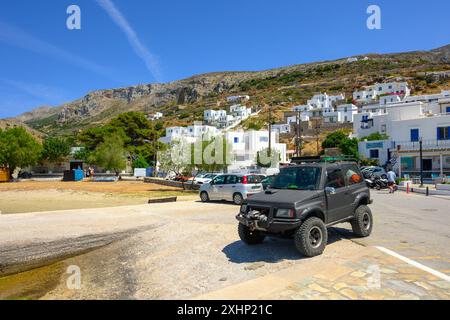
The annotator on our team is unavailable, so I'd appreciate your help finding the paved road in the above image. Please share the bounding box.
[0,192,449,300]
[352,190,450,274]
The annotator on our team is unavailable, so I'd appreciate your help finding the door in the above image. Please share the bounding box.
[223,175,239,201]
[210,175,227,200]
[422,159,432,172]
[342,164,365,212]
[325,167,352,223]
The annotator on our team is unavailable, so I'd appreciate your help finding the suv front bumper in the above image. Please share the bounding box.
[236,212,302,234]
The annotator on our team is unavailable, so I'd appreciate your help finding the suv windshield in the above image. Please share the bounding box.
[271,167,322,190]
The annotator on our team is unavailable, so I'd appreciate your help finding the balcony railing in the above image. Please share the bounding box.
[395,139,450,151]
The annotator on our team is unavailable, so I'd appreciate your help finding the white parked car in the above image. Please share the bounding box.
[199,174,264,205]
[187,173,218,185]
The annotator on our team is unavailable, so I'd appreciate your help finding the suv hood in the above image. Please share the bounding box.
[247,189,322,208]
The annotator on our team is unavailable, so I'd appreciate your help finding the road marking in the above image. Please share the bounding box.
[376,246,450,282]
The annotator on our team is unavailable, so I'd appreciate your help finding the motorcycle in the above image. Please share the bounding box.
[372,175,389,190]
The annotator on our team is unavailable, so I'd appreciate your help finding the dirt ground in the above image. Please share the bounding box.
[0,181,197,214]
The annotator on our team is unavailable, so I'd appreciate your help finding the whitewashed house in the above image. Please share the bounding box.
[160,124,220,144]
[354,100,450,178]
[353,81,410,104]
[227,95,250,104]
[230,104,252,120]
[226,130,287,172]
[148,112,163,121]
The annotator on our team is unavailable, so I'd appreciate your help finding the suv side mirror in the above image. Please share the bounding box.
[210,180,215,185]
[325,187,336,195]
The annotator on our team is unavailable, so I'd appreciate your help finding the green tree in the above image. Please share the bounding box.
[339,138,360,160]
[132,155,150,169]
[88,134,127,175]
[360,132,390,141]
[41,137,71,163]
[0,127,42,176]
[322,130,348,149]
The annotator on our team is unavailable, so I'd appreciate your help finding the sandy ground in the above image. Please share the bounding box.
[1,194,449,300]
[0,181,197,214]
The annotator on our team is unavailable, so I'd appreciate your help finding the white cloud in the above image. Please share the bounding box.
[96,0,162,82]
[0,21,116,81]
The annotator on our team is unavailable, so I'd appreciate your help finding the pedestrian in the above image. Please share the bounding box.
[387,169,397,194]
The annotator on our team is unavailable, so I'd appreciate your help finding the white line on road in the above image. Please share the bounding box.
[376,246,450,282]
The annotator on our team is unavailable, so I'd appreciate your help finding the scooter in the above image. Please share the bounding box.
[372,175,389,190]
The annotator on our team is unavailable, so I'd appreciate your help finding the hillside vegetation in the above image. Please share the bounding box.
[6,44,450,138]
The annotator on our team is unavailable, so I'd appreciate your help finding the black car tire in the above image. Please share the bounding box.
[238,224,265,245]
[233,193,244,205]
[351,205,373,237]
[200,191,209,202]
[294,217,328,257]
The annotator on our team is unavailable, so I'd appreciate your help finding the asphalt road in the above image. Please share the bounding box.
[351,190,450,274]
[0,191,449,299]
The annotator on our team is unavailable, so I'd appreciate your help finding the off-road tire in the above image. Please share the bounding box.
[238,224,265,245]
[233,193,244,205]
[200,191,209,202]
[294,217,328,257]
[351,205,373,237]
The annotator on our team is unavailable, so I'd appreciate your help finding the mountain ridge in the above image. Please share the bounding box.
[6,44,450,136]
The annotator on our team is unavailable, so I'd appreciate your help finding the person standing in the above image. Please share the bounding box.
[387,169,397,194]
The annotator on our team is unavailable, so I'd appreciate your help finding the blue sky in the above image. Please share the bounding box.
[0,0,449,118]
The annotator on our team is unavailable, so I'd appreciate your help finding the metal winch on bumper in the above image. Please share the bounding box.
[236,206,303,233]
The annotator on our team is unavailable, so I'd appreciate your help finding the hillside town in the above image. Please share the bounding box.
[149,80,450,182]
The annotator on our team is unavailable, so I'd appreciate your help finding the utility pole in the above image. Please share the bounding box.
[268,104,272,157]
[296,109,302,157]
[419,137,424,188]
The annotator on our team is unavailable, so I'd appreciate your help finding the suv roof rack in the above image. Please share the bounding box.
[291,155,357,164]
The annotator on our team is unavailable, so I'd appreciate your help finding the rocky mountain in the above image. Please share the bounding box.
[6,44,450,136]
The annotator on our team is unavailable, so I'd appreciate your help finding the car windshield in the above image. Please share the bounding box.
[271,167,322,190]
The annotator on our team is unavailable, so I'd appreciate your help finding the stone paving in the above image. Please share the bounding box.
[198,246,450,300]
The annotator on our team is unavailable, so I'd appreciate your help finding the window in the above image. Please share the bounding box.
[234,137,239,143]
[326,168,346,189]
[260,137,269,142]
[410,129,419,142]
[437,127,450,140]
[226,175,239,184]
[369,149,379,159]
[343,165,363,185]
[213,175,226,185]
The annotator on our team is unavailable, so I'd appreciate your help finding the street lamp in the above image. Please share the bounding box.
[419,137,424,188]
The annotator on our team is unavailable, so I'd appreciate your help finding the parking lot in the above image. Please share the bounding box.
[0,189,449,300]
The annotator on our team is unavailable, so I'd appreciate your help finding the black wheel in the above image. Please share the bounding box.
[351,205,373,237]
[294,217,328,257]
[238,224,265,245]
[233,193,244,205]
[200,191,209,202]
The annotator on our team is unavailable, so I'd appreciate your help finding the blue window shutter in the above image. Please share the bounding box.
[410,129,419,142]
[446,107,450,113]
[437,127,441,140]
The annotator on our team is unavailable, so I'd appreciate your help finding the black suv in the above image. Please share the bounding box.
[236,160,373,257]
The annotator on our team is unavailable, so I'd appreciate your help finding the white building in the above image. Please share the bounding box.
[353,81,410,104]
[204,109,227,124]
[354,99,450,178]
[230,104,252,120]
[148,112,163,121]
[272,124,291,134]
[227,95,250,104]
[226,130,287,172]
[160,124,220,144]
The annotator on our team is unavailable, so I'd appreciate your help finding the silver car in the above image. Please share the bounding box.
[199,174,264,205]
